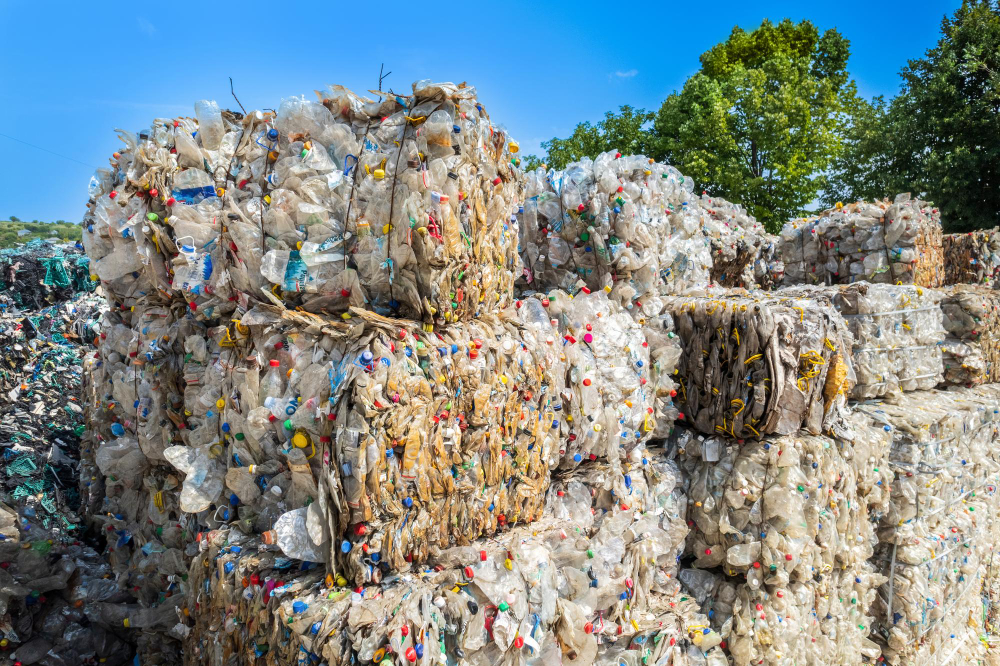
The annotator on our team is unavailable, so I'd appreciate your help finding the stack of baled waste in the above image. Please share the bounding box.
[854,386,1000,665]
[514,288,680,467]
[83,80,522,324]
[75,78,1000,666]
[179,446,703,665]
[77,82,720,666]
[673,411,893,666]
[77,301,192,663]
[829,283,946,399]
[940,284,1000,386]
[943,228,1000,287]
[780,195,945,287]
[518,152,780,305]
[662,290,854,439]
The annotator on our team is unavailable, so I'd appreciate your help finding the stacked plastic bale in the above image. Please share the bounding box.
[854,386,1000,665]
[829,283,946,399]
[939,284,1000,386]
[780,195,945,287]
[179,445,702,665]
[78,80,531,661]
[224,305,563,582]
[518,152,778,304]
[513,288,675,468]
[662,290,854,440]
[82,80,522,324]
[77,302,192,664]
[943,228,1000,287]
[673,410,893,666]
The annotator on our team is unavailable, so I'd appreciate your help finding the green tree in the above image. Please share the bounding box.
[828,1,1000,231]
[521,154,545,171]
[650,19,855,231]
[539,105,653,170]
[823,96,900,205]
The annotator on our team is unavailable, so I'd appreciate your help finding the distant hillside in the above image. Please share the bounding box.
[0,220,81,249]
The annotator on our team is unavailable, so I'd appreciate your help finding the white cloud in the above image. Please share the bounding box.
[614,69,638,79]
[137,18,156,36]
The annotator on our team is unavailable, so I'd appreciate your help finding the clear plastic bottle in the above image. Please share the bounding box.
[259,360,285,408]
[194,100,225,151]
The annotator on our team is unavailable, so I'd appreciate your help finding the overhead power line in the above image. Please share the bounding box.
[0,132,100,170]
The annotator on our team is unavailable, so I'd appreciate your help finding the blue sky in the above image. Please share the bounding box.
[0,0,960,223]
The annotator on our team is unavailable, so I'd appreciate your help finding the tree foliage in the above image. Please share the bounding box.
[651,19,854,230]
[535,106,653,170]
[524,9,1000,232]
[823,97,896,206]
[828,1,1000,231]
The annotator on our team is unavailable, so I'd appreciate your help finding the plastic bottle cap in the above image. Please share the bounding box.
[292,432,309,448]
[269,360,280,367]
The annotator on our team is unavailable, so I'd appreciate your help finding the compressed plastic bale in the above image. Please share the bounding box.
[943,227,1000,287]
[82,80,524,324]
[593,594,728,666]
[663,290,855,439]
[625,296,685,440]
[676,418,891,581]
[180,446,695,666]
[830,282,945,399]
[939,284,1000,386]
[674,415,893,665]
[679,561,885,666]
[518,152,778,301]
[78,305,200,657]
[515,288,662,467]
[780,195,944,287]
[853,386,1000,664]
[153,304,567,584]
